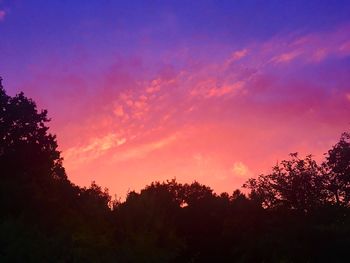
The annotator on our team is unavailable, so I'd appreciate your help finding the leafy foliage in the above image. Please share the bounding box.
[325,132,350,205]
[244,153,329,212]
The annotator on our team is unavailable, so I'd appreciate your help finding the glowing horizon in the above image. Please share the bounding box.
[1,1,350,198]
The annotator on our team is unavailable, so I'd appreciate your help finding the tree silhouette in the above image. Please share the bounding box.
[244,153,329,213]
[0,79,115,262]
[0,78,70,219]
[324,132,350,206]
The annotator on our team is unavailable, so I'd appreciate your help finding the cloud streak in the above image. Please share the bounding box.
[113,133,178,162]
[65,133,127,165]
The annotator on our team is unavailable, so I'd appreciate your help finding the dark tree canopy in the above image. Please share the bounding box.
[0,79,66,182]
[244,153,329,212]
[244,134,350,212]
[0,78,74,223]
[325,132,350,205]
[0,80,115,262]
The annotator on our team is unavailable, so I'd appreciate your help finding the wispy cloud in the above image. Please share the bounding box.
[65,133,127,165]
[190,80,245,98]
[113,133,178,162]
[264,24,350,65]
[224,49,248,67]
[271,50,301,64]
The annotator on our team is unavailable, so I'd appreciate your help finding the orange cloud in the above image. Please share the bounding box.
[232,162,249,177]
[113,105,125,117]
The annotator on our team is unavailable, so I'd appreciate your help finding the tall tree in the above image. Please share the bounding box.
[0,77,75,223]
[324,132,350,206]
[244,153,328,212]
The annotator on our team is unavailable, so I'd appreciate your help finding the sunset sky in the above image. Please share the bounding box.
[1,0,350,198]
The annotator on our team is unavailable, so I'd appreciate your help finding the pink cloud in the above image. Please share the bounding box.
[145,78,162,93]
[246,24,350,67]
[64,133,127,166]
[339,41,350,55]
[113,105,125,117]
[205,81,245,98]
[271,50,301,64]
[0,10,6,21]
[346,93,350,102]
[112,132,178,162]
[224,49,248,67]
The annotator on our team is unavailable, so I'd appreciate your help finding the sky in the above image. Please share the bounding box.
[1,0,350,198]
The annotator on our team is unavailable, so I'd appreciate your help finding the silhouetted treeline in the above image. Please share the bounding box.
[1,80,350,262]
